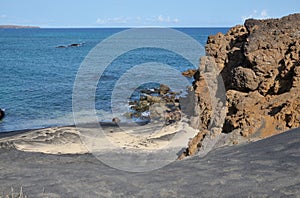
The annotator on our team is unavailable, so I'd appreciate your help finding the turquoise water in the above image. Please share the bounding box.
[0,28,228,132]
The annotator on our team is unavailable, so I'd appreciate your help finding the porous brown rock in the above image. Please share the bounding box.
[181,14,300,158]
[182,69,197,78]
[159,84,170,95]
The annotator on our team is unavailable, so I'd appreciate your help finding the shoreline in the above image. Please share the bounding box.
[0,120,200,156]
[0,121,151,137]
[2,116,298,163]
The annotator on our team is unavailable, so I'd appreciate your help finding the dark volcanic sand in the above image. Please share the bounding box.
[0,128,299,197]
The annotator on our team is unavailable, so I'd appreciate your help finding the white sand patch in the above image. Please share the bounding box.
[0,122,199,155]
[14,142,88,154]
[80,121,199,152]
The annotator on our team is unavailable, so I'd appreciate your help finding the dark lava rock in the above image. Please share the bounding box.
[0,109,5,120]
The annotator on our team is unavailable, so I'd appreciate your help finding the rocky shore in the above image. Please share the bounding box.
[1,14,299,159]
[180,14,300,157]
[124,84,182,124]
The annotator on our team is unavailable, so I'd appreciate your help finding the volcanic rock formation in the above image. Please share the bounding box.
[181,14,300,157]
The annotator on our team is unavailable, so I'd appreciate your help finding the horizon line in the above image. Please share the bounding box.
[0,24,233,29]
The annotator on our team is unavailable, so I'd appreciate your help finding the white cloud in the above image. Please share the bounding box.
[260,10,269,18]
[96,18,105,24]
[96,17,128,25]
[96,15,179,26]
[242,9,270,22]
[136,16,142,22]
[157,15,165,22]
[155,15,179,23]
[0,14,7,19]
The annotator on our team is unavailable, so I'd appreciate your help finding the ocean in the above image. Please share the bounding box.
[0,28,228,132]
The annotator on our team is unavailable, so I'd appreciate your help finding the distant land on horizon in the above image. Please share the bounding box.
[0,24,231,29]
[0,25,40,29]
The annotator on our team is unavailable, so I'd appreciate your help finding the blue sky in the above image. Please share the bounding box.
[0,0,299,27]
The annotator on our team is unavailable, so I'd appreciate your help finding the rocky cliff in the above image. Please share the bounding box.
[181,14,300,157]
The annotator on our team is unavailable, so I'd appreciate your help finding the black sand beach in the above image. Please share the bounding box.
[0,127,299,197]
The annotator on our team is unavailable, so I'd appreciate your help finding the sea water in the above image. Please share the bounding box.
[0,28,228,132]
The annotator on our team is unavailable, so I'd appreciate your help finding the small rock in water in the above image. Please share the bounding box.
[68,43,81,47]
[146,95,161,103]
[123,112,133,119]
[56,43,84,48]
[0,109,5,120]
[159,84,170,95]
[56,45,66,48]
[112,117,121,123]
[126,83,182,124]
